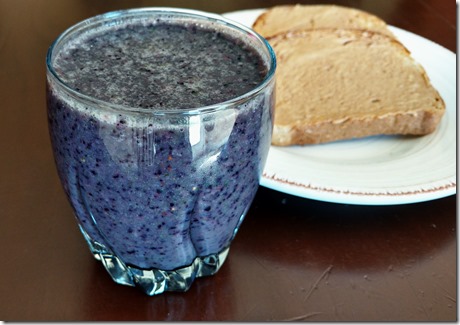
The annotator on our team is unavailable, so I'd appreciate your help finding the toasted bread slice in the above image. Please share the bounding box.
[253,4,395,39]
[270,29,445,146]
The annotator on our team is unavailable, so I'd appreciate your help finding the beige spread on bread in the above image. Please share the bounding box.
[252,5,445,145]
[253,4,395,39]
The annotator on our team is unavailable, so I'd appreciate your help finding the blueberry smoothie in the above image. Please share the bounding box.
[46,8,275,293]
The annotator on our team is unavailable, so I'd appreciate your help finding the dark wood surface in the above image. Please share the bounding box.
[0,0,456,321]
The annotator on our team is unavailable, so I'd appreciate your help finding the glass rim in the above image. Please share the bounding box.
[46,7,276,116]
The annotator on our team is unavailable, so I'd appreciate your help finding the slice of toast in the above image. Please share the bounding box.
[253,4,395,39]
[269,29,445,145]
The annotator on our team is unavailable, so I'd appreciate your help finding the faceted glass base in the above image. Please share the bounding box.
[79,225,229,296]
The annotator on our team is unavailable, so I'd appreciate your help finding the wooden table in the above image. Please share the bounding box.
[0,0,456,321]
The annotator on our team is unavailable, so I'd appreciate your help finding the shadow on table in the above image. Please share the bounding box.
[239,187,456,271]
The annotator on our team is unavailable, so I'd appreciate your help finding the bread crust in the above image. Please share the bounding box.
[273,109,444,146]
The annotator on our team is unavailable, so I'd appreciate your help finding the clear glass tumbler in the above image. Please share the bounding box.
[46,8,276,295]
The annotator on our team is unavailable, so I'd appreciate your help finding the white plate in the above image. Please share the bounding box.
[223,9,456,205]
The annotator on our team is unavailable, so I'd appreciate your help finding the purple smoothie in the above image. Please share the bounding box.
[47,9,275,276]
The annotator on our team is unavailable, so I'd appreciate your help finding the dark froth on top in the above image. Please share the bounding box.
[52,19,268,110]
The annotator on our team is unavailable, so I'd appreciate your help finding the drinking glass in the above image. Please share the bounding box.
[46,8,276,296]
